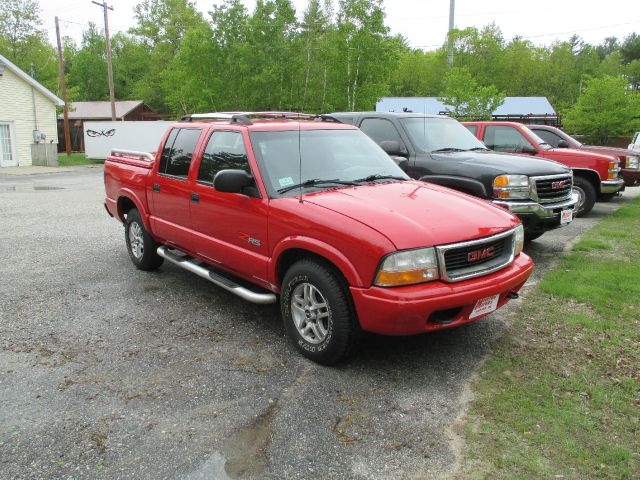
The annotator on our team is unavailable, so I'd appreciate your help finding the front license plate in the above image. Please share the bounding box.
[470,294,500,319]
[560,209,573,225]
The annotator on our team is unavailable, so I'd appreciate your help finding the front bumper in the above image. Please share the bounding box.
[493,193,578,234]
[600,178,625,194]
[350,253,534,336]
[621,169,640,187]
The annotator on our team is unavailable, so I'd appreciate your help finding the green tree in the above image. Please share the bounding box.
[67,23,109,101]
[564,75,640,144]
[437,66,505,120]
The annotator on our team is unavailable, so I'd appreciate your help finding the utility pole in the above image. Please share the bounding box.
[447,0,455,67]
[55,16,72,156]
[92,1,116,121]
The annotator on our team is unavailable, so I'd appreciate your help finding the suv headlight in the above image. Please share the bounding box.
[375,247,439,287]
[514,224,524,257]
[625,156,639,169]
[493,175,531,199]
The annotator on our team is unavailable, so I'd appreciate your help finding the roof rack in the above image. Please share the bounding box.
[179,111,340,125]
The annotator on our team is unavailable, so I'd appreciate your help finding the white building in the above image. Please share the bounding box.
[0,53,64,167]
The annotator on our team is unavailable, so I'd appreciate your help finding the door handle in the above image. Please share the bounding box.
[190,193,200,203]
[153,183,160,192]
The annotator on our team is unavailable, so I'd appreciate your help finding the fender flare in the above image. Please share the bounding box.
[419,175,489,197]
[116,188,151,230]
[269,236,364,288]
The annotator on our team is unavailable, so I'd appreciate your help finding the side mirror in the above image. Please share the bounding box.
[556,140,569,148]
[379,140,406,157]
[521,144,538,155]
[391,156,409,170]
[214,169,254,194]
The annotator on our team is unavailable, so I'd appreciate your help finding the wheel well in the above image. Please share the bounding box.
[276,248,348,287]
[573,170,600,193]
[117,196,137,220]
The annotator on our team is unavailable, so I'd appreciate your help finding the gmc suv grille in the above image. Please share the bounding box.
[436,229,516,282]
[534,174,573,204]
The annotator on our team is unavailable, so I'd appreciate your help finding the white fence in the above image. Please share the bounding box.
[84,121,172,159]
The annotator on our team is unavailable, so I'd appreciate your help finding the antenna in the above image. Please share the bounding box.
[298,112,303,203]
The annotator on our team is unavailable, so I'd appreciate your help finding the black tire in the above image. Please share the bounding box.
[572,176,596,217]
[281,259,359,365]
[124,208,164,271]
[524,230,544,242]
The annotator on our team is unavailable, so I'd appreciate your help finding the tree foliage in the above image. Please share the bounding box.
[438,67,505,120]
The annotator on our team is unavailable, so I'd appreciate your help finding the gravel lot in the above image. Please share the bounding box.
[1,166,636,479]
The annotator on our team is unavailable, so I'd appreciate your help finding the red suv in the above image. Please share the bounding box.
[104,113,534,364]
[464,121,624,216]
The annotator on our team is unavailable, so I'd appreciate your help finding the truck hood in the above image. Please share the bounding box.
[429,150,569,176]
[579,145,638,159]
[304,180,519,250]
[545,148,617,162]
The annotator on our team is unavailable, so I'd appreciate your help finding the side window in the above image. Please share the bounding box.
[532,129,562,147]
[465,125,478,136]
[484,126,534,153]
[360,118,404,146]
[164,128,202,178]
[198,131,250,184]
[158,128,179,174]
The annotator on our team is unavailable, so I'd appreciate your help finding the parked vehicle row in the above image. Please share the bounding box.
[103,112,633,365]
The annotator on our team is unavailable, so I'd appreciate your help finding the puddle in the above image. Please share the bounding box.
[183,451,232,480]
[0,185,64,192]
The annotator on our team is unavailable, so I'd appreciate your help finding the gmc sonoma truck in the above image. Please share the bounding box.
[328,112,578,241]
[104,112,534,365]
[464,121,624,216]
[528,124,640,188]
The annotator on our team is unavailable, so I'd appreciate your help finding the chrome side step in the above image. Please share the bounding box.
[157,246,277,305]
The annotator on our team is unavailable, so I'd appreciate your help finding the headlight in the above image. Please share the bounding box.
[514,224,524,257]
[625,156,639,169]
[607,160,620,179]
[493,175,531,199]
[375,247,439,287]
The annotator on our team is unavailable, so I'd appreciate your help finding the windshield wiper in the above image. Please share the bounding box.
[466,147,490,151]
[352,174,407,184]
[431,147,466,153]
[277,178,358,194]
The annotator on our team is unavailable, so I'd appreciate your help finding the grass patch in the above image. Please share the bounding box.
[460,197,640,479]
[57,152,103,166]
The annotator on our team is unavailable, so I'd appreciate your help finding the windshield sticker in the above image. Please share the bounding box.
[278,177,294,187]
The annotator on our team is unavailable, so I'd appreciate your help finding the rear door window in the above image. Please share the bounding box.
[159,128,202,179]
[484,125,534,153]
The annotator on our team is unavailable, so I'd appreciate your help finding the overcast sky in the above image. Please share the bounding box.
[41,0,639,50]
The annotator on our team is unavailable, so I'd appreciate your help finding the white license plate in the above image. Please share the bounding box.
[470,294,500,319]
[560,209,573,225]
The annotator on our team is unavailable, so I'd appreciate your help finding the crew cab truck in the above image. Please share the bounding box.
[526,125,640,189]
[328,112,578,242]
[104,112,534,365]
[464,121,624,216]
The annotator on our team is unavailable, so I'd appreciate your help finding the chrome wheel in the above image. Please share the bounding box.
[291,282,330,344]
[573,186,585,214]
[128,221,144,259]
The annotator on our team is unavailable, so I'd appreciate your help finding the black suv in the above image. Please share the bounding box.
[328,112,579,241]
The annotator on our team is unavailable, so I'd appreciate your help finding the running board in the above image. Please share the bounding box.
[157,246,277,305]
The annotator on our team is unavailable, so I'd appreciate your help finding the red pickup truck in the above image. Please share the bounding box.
[104,113,533,364]
[464,121,624,216]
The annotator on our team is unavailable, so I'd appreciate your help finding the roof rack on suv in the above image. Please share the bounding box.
[179,111,339,125]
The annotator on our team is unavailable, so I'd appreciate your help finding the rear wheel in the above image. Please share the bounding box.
[124,209,164,271]
[281,259,358,365]
[572,176,596,217]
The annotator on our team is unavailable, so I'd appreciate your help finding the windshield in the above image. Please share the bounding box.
[250,129,408,197]
[521,125,553,150]
[400,117,488,153]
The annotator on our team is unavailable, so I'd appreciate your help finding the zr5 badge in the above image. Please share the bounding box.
[239,232,261,247]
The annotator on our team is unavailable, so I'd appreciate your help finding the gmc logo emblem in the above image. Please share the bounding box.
[468,247,495,262]
[551,180,568,189]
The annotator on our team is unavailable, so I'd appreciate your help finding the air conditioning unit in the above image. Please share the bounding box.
[33,130,46,143]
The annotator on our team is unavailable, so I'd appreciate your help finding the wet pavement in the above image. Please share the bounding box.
[1,166,637,479]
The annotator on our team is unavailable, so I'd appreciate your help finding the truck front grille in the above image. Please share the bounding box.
[436,229,516,282]
[534,174,573,204]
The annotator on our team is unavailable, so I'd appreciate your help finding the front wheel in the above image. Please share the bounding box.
[124,209,164,271]
[281,259,358,365]
[572,177,596,217]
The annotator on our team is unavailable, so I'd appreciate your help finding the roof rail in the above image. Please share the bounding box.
[179,111,339,125]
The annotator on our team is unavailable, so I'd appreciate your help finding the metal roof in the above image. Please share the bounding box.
[0,53,64,106]
[376,96,556,116]
[63,100,145,120]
